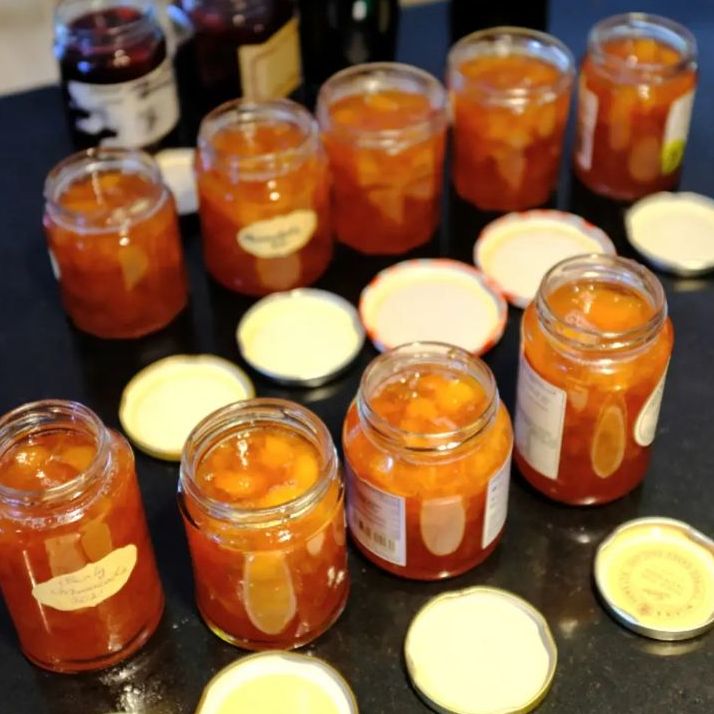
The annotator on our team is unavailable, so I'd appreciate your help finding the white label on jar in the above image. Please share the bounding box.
[48,250,61,281]
[238,17,302,101]
[32,544,137,611]
[237,209,317,258]
[661,91,695,174]
[67,58,179,148]
[482,454,512,549]
[576,83,598,171]
[634,363,670,447]
[515,354,567,480]
[347,471,406,567]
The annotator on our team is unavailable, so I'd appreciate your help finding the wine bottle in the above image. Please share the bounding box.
[449,0,548,42]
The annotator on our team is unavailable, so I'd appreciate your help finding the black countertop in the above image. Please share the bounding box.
[1,1,713,712]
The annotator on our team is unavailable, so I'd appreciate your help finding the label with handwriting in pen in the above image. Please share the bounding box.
[32,544,137,611]
[237,210,317,258]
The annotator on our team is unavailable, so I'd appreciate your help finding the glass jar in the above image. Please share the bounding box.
[574,13,698,200]
[179,399,348,649]
[196,99,332,295]
[343,343,513,580]
[0,400,164,673]
[54,0,180,150]
[317,63,448,255]
[514,255,674,506]
[44,148,188,339]
[448,27,574,212]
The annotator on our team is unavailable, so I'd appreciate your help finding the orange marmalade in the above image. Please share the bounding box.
[515,255,674,505]
[179,400,348,649]
[196,99,332,295]
[343,343,513,580]
[43,148,187,339]
[0,401,164,672]
[318,63,447,255]
[448,28,574,211]
[574,14,698,200]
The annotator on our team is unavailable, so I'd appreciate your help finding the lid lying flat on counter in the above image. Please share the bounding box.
[119,354,254,461]
[359,259,507,354]
[195,652,358,714]
[156,148,198,215]
[475,210,616,308]
[595,517,714,641]
[405,586,557,714]
[236,288,365,387]
[625,192,714,276]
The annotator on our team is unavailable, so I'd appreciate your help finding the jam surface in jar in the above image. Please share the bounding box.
[44,150,188,339]
[196,100,332,295]
[449,29,574,212]
[318,65,447,255]
[180,403,348,650]
[515,255,674,505]
[0,402,164,673]
[343,344,513,580]
[574,15,698,200]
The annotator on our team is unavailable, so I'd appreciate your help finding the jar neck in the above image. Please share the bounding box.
[180,399,338,527]
[356,342,498,455]
[0,401,111,510]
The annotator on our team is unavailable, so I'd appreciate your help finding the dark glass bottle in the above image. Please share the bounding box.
[54,0,180,150]
[449,0,548,42]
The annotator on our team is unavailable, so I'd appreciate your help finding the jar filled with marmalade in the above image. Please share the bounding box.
[514,255,674,506]
[574,13,698,200]
[0,400,164,672]
[54,0,180,150]
[343,343,513,581]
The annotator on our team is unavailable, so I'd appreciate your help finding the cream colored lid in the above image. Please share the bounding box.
[119,354,254,461]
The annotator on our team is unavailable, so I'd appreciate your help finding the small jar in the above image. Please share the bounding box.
[448,27,574,211]
[343,343,513,580]
[515,255,674,506]
[179,399,348,649]
[0,400,164,673]
[54,0,180,150]
[317,63,448,255]
[196,99,332,295]
[574,13,698,200]
[43,148,188,339]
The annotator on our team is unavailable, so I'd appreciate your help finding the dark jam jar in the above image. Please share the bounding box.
[175,0,302,140]
[54,0,180,150]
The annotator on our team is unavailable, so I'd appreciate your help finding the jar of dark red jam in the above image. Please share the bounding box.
[0,400,164,673]
[54,0,180,150]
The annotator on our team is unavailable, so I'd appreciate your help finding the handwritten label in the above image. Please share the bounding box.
[237,209,317,258]
[32,544,137,611]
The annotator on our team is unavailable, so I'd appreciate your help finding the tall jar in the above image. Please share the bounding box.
[0,400,164,673]
[54,0,180,150]
[44,148,188,339]
[574,13,698,200]
[195,99,332,295]
[343,343,513,581]
[514,255,674,505]
[179,400,348,650]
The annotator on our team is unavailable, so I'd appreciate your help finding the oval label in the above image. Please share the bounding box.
[237,209,317,259]
[634,364,669,447]
[32,543,137,611]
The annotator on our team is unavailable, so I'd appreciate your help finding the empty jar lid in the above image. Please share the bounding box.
[359,259,507,354]
[236,289,365,387]
[595,517,714,641]
[626,192,714,276]
[119,354,254,461]
[475,210,615,308]
[405,587,557,714]
[195,652,358,714]
[156,148,198,215]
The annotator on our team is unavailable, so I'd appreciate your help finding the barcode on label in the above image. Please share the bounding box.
[357,519,396,554]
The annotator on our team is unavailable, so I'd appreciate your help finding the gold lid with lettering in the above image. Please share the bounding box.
[594,517,714,641]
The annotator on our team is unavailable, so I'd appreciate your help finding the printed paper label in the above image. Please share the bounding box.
[32,544,137,611]
[347,469,406,567]
[515,354,567,480]
[634,364,669,447]
[67,58,179,148]
[482,455,512,549]
[237,209,317,258]
[576,81,598,171]
[239,17,302,101]
[661,91,695,174]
